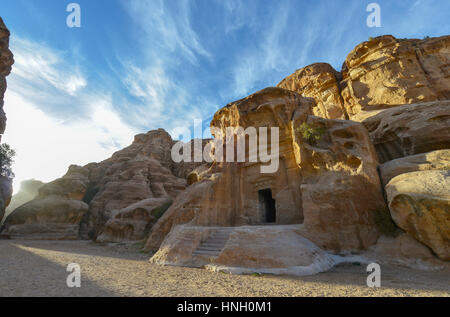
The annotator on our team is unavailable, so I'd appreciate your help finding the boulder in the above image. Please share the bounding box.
[2,196,88,240]
[386,170,450,260]
[3,179,44,224]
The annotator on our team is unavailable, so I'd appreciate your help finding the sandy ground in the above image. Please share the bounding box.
[0,240,449,297]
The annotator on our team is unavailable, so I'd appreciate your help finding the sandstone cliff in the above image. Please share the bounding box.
[278,35,450,122]
[3,129,201,240]
[0,17,14,223]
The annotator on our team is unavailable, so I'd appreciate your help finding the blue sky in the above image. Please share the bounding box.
[1,0,449,191]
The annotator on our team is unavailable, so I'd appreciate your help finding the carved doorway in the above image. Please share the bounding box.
[258,188,276,223]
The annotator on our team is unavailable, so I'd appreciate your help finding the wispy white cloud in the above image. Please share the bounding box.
[10,37,87,96]
[3,37,137,193]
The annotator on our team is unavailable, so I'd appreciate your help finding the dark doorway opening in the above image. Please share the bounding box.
[258,189,276,223]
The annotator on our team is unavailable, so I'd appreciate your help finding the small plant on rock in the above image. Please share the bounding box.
[297,122,326,146]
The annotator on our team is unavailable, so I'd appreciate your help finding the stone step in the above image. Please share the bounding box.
[192,228,233,259]
[192,250,221,256]
[196,246,223,252]
[201,243,226,248]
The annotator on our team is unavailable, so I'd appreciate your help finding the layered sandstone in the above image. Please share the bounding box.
[362,101,450,163]
[5,129,197,241]
[278,35,450,122]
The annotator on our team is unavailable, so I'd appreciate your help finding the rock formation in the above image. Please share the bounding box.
[386,170,450,260]
[146,87,386,263]
[278,35,450,122]
[6,33,449,272]
[2,179,44,224]
[4,129,200,241]
[278,63,347,120]
[0,17,14,223]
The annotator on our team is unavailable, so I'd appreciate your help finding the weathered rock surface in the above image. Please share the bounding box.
[96,198,172,242]
[277,63,347,119]
[6,129,198,241]
[2,196,88,240]
[379,150,450,186]
[370,233,442,269]
[2,166,90,239]
[363,101,450,163]
[386,170,450,260]
[3,179,44,224]
[80,129,188,240]
[297,116,385,252]
[0,17,14,222]
[279,35,450,122]
[341,35,450,120]
[0,17,13,138]
[146,87,385,253]
[151,225,358,276]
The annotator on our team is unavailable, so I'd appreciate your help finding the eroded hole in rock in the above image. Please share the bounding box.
[258,189,276,224]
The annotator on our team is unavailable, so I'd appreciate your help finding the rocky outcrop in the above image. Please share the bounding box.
[0,17,13,138]
[80,129,189,240]
[279,35,450,122]
[386,170,450,261]
[2,167,90,239]
[5,129,198,241]
[277,63,347,120]
[0,17,14,223]
[3,179,44,224]
[362,101,450,163]
[2,197,88,240]
[341,35,450,120]
[96,198,172,242]
[297,116,385,252]
[146,87,385,254]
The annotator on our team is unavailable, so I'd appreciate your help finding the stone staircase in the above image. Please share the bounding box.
[192,228,234,259]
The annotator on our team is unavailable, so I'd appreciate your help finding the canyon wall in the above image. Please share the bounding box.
[0,17,14,223]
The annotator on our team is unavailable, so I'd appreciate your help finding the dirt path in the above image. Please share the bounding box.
[0,240,448,297]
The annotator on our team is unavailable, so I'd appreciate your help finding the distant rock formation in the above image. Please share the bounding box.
[0,17,14,223]
[2,179,44,224]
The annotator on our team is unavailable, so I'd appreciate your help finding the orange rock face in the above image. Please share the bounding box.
[341,35,450,120]
[277,63,347,120]
[146,87,385,253]
[279,35,450,122]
